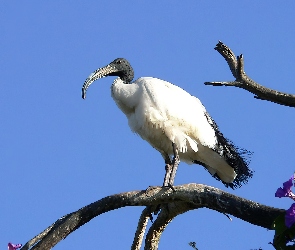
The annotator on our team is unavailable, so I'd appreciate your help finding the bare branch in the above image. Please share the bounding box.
[205,41,295,107]
[144,202,197,250]
[131,207,150,250]
[144,205,173,250]
[20,184,284,250]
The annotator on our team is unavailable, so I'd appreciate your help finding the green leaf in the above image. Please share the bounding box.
[273,214,288,235]
[272,214,295,249]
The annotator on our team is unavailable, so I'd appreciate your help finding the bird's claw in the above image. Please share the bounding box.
[167,183,176,192]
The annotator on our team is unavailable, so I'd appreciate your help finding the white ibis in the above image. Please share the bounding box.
[82,58,253,188]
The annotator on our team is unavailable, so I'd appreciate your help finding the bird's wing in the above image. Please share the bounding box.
[136,77,217,152]
[202,111,253,187]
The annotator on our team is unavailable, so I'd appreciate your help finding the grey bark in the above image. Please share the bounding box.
[204,41,295,107]
[20,184,284,250]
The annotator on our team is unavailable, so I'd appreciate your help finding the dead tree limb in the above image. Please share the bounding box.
[131,207,150,250]
[204,41,295,107]
[20,184,284,250]
[144,202,197,250]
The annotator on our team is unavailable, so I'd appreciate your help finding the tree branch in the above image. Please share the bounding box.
[131,207,150,250]
[20,184,284,250]
[144,202,197,250]
[204,41,295,107]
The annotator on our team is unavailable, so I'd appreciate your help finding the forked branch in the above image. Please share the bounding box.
[205,41,295,107]
[20,184,284,250]
[144,202,197,250]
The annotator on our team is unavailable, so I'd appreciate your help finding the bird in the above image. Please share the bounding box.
[82,58,253,189]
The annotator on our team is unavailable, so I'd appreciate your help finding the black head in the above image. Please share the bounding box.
[107,58,134,83]
[82,58,134,99]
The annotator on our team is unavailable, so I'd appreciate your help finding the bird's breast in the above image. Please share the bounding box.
[111,78,140,116]
[129,113,174,154]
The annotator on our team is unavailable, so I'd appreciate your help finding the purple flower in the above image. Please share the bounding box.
[285,203,295,228]
[275,176,295,200]
[8,243,22,250]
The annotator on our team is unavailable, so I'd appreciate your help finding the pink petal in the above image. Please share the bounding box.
[275,187,289,198]
[275,176,294,198]
[8,243,22,250]
[283,176,293,191]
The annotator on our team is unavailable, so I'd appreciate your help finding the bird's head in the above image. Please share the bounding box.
[82,58,134,99]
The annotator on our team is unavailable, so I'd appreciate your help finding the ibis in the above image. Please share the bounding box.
[82,58,253,188]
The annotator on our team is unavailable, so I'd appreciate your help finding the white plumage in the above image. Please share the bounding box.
[82,58,252,188]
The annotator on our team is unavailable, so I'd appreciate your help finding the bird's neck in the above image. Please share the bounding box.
[111,77,139,115]
[113,77,127,85]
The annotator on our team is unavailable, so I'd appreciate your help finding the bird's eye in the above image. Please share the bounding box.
[116,60,122,64]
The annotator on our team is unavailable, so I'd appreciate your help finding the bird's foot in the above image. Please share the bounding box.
[167,183,176,192]
[145,185,161,194]
[161,183,176,192]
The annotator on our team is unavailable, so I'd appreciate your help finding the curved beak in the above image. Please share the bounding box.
[82,64,118,99]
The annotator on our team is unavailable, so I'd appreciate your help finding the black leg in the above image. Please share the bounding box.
[169,142,180,186]
[163,155,172,187]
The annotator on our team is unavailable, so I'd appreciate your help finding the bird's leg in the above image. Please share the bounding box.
[169,142,180,186]
[162,153,172,187]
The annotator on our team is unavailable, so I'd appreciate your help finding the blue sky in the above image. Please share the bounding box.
[2,1,295,249]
